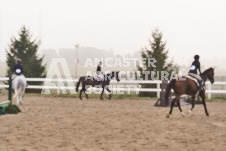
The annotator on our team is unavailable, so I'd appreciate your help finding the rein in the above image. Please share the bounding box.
[200,68,212,83]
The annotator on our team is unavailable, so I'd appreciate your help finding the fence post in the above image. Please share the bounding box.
[8,75,12,103]
[57,80,60,95]
[208,83,211,99]
[157,82,160,98]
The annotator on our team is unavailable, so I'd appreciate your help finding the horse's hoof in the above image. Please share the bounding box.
[166,114,170,118]
[188,110,192,114]
[181,112,185,117]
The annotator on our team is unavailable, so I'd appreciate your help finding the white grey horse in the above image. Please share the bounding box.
[13,75,27,105]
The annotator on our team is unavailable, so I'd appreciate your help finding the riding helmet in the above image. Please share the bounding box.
[16,58,21,64]
[194,55,200,60]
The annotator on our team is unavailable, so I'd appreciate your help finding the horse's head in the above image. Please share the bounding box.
[208,67,215,84]
[115,71,120,82]
[202,67,215,84]
[112,71,120,82]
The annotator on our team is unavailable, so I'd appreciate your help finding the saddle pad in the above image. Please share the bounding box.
[186,76,199,86]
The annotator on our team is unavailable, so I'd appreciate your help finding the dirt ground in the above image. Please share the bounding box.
[0,95,226,151]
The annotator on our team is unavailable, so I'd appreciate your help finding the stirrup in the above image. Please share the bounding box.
[199,84,204,91]
[198,80,204,91]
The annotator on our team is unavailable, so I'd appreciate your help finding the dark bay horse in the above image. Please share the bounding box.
[76,71,120,100]
[165,67,215,117]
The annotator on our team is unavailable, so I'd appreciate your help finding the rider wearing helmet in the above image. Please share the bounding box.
[12,58,24,79]
[188,55,203,91]
[96,62,102,74]
[95,61,104,81]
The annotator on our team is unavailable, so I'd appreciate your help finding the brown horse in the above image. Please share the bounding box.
[76,71,120,100]
[165,67,215,117]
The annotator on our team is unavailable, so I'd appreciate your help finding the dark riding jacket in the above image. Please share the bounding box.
[188,60,201,74]
[12,64,23,75]
[96,65,101,74]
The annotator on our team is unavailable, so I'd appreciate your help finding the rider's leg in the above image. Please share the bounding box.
[97,73,104,81]
[12,74,16,80]
[188,73,203,91]
[195,75,203,91]
[198,80,203,91]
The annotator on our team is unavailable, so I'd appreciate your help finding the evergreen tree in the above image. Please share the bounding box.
[137,28,179,97]
[6,26,46,92]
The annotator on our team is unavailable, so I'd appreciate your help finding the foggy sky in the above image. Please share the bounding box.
[0,0,226,68]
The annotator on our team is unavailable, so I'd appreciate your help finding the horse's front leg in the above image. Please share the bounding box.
[79,88,83,100]
[106,87,111,100]
[200,91,209,116]
[84,88,88,99]
[100,87,104,100]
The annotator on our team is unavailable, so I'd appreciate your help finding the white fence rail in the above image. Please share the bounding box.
[1,77,226,99]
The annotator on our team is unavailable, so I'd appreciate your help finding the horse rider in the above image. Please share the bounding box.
[188,55,203,91]
[95,61,104,81]
[12,58,27,86]
[12,58,24,80]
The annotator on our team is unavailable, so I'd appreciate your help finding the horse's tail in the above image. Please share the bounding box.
[76,77,83,92]
[165,79,176,106]
[13,79,25,99]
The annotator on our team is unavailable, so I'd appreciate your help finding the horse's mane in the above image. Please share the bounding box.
[201,67,213,76]
[106,72,112,76]
[106,71,117,76]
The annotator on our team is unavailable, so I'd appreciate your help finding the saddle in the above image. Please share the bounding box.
[186,76,200,87]
[187,75,205,90]
[94,73,104,81]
